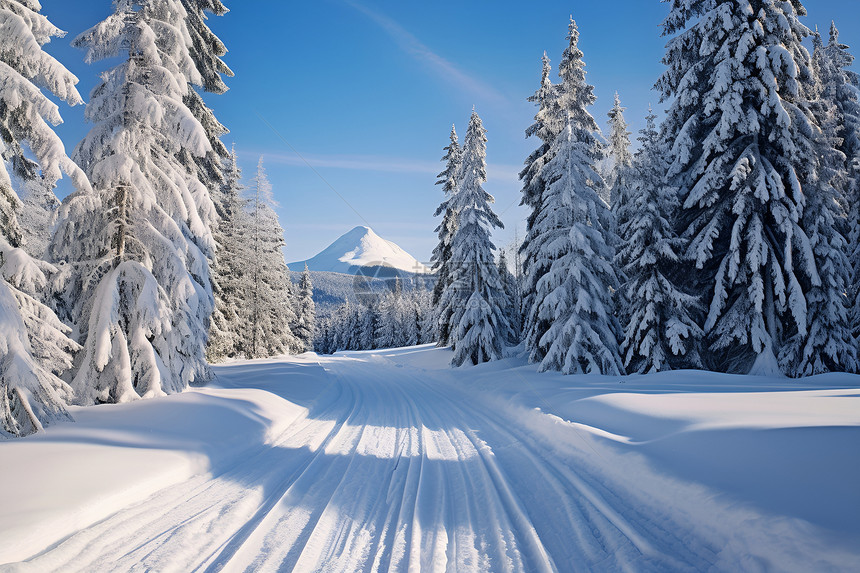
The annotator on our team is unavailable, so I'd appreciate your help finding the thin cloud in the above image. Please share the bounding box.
[246,149,521,182]
[343,0,509,107]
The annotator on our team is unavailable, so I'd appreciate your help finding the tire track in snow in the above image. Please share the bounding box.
[8,353,722,572]
[12,363,364,573]
[384,364,714,572]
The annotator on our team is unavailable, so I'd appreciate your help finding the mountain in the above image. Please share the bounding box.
[289,226,430,277]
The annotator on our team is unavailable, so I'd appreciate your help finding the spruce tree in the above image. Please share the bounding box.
[617,108,702,373]
[533,115,622,375]
[431,125,461,346]
[50,0,217,404]
[780,30,857,375]
[821,23,860,347]
[443,110,509,366]
[520,52,559,362]
[375,290,398,349]
[603,92,632,208]
[523,18,621,374]
[604,93,633,332]
[207,146,250,361]
[246,158,300,358]
[295,263,316,352]
[497,251,520,344]
[657,0,817,374]
[179,0,232,233]
[0,0,88,435]
[357,300,377,350]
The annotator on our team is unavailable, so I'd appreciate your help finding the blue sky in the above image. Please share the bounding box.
[40,0,860,264]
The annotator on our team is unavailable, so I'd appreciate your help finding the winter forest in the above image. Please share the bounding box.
[2,0,860,439]
[306,5,860,380]
[2,1,859,570]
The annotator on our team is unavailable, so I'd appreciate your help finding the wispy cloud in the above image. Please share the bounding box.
[342,0,509,107]
[244,149,521,183]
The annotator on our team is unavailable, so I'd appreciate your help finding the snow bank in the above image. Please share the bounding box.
[0,358,320,563]
[441,349,860,540]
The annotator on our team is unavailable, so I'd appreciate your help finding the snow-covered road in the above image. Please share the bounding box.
[1,347,858,572]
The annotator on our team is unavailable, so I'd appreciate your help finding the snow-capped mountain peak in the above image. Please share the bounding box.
[290,226,429,275]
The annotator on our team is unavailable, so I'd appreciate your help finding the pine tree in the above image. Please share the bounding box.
[295,263,316,352]
[779,30,857,375]
[357,300,377,350]
[178,0,232,231]
[497,251,520,344]
[416,284,436,344]
[207,146,251,361]
[520,52,559,362]
[375,290,397,350]
[603,92,632,208]
[431,125,461,346]
[617,108,702,373]
[821,23,860,347]
[534,116,622,374]
[603,93,633,333]
[443,110,509,366]
[49,0,218,404]
[522,18,621,374]
[246,157,300,358]
[0,0,90,436]
[656,0,817,375]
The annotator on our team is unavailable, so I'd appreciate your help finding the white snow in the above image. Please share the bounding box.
[291,226,430,275]
[0,347,858,571]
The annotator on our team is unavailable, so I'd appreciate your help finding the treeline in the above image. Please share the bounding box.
[430,5,860,377]
[0,1,311,438]
[315,278,436,354]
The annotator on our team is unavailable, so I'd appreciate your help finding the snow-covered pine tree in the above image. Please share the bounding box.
[520,52,559,363]
[497,251,520,344]
[779,30,857,375]
[207,146,251,361]
[336,301,359,351]
[357,300,376,350]
[431,125,461,347]
[49,0,218,404]
[295,263,316,352]
[0,0,91,436]
[374,290,397,350]
[821,22,860,347]
[602,92,633,208]
[656,0,817,375]
[522,18,621,374]
[443,110,509,366]
[390,277,408,348]
[603,93,633,333]
[246,157,300,358]
[177,0,232,229]
[416,284,436,344]
[315,316,334,355]
[532,117,622,374]
[393,278,419,347]
[617,107,702,373]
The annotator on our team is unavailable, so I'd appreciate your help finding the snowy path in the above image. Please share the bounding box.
[2,348,858,572]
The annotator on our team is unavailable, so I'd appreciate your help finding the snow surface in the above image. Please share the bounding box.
[0,347,858,571]
[290,226,430,276]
